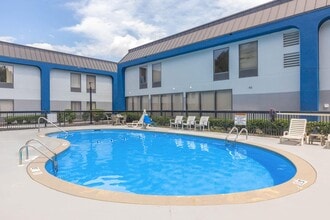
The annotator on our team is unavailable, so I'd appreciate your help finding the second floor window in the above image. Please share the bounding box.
[86,75,96,93]
[70,73,81,92]
[239,41,258,78]
[152,63,161,87]
[213,48,229,81]
[0,64,14,88]
[139,66,147,89]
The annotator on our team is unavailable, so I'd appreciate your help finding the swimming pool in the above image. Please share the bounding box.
[46,129,296,196]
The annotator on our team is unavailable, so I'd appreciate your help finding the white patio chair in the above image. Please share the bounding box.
[182,116,196,130]
[170,115,183,129]
[195,116,210,131]
[280,118,307,146]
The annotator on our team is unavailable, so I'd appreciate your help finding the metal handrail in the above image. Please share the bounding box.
[226,126,239,141]
[237,128,248,141]
[23,139,57,160]
[38,117,68,134]
[19,143,58,174]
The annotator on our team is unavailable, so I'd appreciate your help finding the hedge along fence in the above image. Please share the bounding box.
[150,116,330,136]
[5,114,42,124]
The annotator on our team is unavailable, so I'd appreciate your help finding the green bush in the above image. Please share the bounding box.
[125,112,141,122]
[5,115,41,124]
[209,118,234,131]
[58,110,76,123]
[152,115,171,126]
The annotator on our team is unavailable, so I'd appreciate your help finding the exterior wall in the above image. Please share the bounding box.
[0,63,41,111]
[125,29,300,111]
[50,69,112,111]
[319,19,330,111]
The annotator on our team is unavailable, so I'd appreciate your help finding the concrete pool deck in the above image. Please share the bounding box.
[1,125,330,220]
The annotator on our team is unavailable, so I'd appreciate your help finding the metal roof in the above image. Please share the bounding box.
[120,0,330,63]
[0,41,117,72]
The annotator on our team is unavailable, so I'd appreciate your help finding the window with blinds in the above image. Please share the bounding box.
[70,73,81,92]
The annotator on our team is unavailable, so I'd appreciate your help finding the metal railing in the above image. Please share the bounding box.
[18,138,58,174]
[2,110,330,136]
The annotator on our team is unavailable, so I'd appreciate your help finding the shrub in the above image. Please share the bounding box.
[125,112,141,122]
[5,115,41,124]
[58,110,76,123]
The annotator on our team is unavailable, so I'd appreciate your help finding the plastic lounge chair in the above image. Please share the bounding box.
[126,113,144,127]
[170,116,183,129]
[280,118,307,146]
[195,116,210,131]
[182,116,196,130]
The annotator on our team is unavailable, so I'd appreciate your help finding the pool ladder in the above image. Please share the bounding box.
[225,127,248,142]
[18,139,58,174]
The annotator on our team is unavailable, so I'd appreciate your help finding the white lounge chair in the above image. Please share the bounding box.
[170,116,183,129]
[280,118,307,146]
[182,116,196,130]
[127,112,145,127]
[195,116,210,131]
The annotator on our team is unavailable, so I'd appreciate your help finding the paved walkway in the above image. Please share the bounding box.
[1,126,329,220]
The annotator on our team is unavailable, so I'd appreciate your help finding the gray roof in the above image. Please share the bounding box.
[0,41,117,72]
[120,0,330,63]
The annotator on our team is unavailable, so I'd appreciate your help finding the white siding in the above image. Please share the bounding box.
[0,64,41,110]
[50,70,112,111]
[125,29,300,104]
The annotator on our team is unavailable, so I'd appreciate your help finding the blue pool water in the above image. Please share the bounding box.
[46,129,296,196]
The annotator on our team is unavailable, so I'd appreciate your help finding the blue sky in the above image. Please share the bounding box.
[0,0,271,62]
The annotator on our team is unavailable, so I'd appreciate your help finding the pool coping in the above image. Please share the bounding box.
[26,127,317,206]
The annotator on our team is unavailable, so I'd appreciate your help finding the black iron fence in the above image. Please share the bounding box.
[1,110,330,137]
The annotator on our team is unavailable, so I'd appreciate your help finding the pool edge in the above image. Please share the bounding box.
[26,128,317,206]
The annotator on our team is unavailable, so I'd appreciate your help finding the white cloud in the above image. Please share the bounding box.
[0,36,16,43]
[25,0,272,61]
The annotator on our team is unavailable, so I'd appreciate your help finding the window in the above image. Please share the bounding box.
[161,94,171,111]
[239,41,258,78]
[126,97,133,111]
[71,101,82,119]
[172,93,183,111]
[70,73,81,92]
[141,95,149,110]
[213,48,229,80]
[0,64,14,88]
[86,75,96,93]
[133,96,141,110]
[216,89,232,110]
[151,95,161,111]
[71,101,81,111]
[201,91,215,110]
[152,63,161,87]
[139,66,147,89]
[0,100,14,111]
[186,92,200,111]
[87,102,96,110]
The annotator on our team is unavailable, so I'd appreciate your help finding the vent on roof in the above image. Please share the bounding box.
[283,31,300,47]
[284,52,300,68]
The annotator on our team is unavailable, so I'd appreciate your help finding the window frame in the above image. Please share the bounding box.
[0,64,14,88]
[139,66,148,89]
[70,73,81,92]
[152,63,162,88]
[239,41,258,78]
[86,75,96,93]
[213,48,229,81]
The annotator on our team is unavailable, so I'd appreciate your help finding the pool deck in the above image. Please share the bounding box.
[1,125,330,220]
